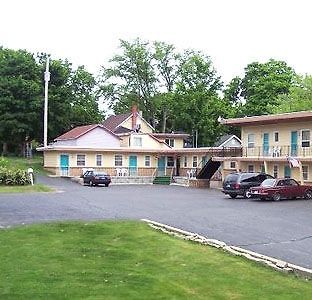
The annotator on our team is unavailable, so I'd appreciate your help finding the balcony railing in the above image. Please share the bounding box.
[243,145,312,157]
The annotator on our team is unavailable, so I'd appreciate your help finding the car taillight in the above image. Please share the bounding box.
[234,183,240,189]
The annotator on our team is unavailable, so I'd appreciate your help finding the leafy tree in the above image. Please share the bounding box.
[99,39,158,127]
[171,50,229,145]
[240,59,296,116]
[0,47,41,155]
[271,75,312,113]
[70,66,103,126]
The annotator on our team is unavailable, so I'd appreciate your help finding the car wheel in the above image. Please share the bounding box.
[229,194,237,199]
[272,193,281,201]
[105,183,109,187]
[244,190,252,199]
[260,196,266,201]
[304,190,312,200]
[89,180,93,187]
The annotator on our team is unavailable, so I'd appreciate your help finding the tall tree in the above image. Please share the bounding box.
[240,59,296,116]
[99,38,158,127]
[271,75,312,113]
[70,65,103,126]
[0,47,41,154]
[172,50,227,146]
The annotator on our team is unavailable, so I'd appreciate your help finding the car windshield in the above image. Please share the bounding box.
[261,179,276,187]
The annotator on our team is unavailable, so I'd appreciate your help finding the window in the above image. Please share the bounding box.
[247,165,254,172]
[145,156,151,167]
[167,156,174,167]
[302,165,309,181]
[260,164,265,173]
[274,132,279,142]
[302,130,310,147]
[96,154,102,166]
[192,156,198,168]
[165,138,175,147]
[77,154,86,166]
[115,154,122,166]
[230,161,236,169]
[273,165,278,178]
[133,137,142,147]
[247,134,255,148]
[184,156,187,168]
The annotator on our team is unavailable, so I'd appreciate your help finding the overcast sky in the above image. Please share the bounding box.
[1,0,311,84]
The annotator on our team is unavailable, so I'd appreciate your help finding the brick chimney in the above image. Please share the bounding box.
[131,105,138,131]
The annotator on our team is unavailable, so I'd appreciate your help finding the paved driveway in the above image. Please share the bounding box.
[1,176,312,269]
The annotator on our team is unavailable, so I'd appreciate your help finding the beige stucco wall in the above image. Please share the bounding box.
[156,137,185,148]
[122,116,153,134]
[241,121,312,151]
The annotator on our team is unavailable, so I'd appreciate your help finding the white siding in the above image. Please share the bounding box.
[76,127,120,148]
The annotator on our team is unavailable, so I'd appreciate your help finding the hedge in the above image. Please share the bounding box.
[0,167,31,186]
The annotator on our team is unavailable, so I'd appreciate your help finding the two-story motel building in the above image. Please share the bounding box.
[215,111,312,184]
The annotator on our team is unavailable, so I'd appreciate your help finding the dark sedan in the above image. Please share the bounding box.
[249,178,312,201]
[83,171,111,187]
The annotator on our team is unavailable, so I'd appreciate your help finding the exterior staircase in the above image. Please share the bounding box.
[153,176,171,185]
[196,158,221,180]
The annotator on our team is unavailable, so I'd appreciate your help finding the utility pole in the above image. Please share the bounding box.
[43,56,50,147]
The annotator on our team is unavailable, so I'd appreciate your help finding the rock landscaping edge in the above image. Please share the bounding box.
[141,218,312,279]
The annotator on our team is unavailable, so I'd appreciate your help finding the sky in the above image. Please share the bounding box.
[0,0,312,84]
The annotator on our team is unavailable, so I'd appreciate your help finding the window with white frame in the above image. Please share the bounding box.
[165,138,175,147]
[192,156,198,168]
[274,132,279,142]
[302,165,309,181]
[273,165,278,178]
[133,136,142,147]
[167,156,174,167]
[184,156,188,168]
[247,134,255,148]
[145,156,151,167]
[77,154,86,166]
[230,161,236,169]
[96,154,102,166]
[115,154,122,166]
[247,165,254,172]
[302,130,310,147]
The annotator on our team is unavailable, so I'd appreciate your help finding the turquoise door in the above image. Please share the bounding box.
[157,156,166,176]
[129,155,137,176]
[263,133,269,156]
[291,131,298,156]
[60,154,69,176]
[284,165,291,178]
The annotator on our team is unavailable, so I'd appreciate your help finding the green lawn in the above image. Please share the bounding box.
[0,184,53,193]
[1,156,45,173]
[0,221,311,299]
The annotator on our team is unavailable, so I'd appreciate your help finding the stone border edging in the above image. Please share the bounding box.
[141,218,312,279]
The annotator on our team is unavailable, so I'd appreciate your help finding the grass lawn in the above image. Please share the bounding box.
[0,184,53,193]
[1,156,45,174]
[0,221,311,299]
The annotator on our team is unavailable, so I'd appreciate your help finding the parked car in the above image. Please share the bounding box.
[82,171,111,187]
[222,172,274,199]
[249,178,312,201]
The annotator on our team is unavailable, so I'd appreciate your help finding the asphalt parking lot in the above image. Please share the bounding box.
[1,175,312,269]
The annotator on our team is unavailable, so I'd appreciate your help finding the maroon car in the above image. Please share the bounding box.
[249,178,312,201]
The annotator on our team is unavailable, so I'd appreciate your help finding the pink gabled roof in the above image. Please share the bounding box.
[102,113,132,131]
[55,124,120,141]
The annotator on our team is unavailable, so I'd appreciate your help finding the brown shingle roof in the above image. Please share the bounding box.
[221,111,312,126]
[55,124,120,141]
[102,113,131,131]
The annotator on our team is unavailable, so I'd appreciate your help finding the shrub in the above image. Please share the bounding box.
[0,167,31,186]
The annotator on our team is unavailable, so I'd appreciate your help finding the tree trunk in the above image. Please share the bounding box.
[162,109,167,133]
[2,142,8,156]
